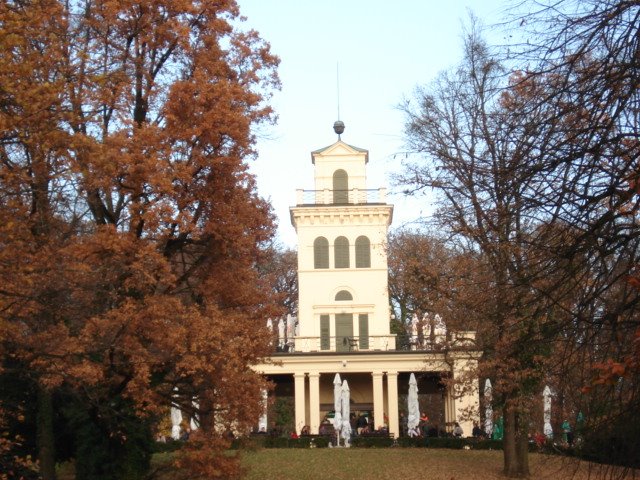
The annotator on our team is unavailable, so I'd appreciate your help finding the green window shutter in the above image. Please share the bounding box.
[355,236,371,268]
[314,237,329,269]
[334,236,350,268]
[359,314,369,350]
[333,169,348,204]
[320,315,330,350]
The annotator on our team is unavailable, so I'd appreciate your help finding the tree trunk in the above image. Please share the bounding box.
[37,385,56,480]
[503,405,530,478]
[503,407,517,476]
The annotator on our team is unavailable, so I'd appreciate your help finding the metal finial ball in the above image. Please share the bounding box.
[333,120,345,135]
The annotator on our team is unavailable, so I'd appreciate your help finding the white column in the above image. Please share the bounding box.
[372,372,384,430]
[258,389,268,432]
[444,383,454,431]
[387,371,399,437]
[453,357,480,437]
[309,372,320,434]
[294,373,306,434]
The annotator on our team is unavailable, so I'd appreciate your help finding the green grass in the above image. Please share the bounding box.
[240,448,593,480]
[58,448,617,479]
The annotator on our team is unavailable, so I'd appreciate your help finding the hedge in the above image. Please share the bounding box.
[350,436,395,448]
[230,435,330,449]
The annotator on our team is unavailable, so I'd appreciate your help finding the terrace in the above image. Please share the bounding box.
[272,331,477,354]
[294,188,388,206]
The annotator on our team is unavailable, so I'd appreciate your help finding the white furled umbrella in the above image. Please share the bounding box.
[258,389,268,432]
[266,318,273,332]
[341,380,352,447]
[411,314,419,349]
[277,318,285,348]
[422,313,431,337]
[190,398,200,431]
[543,385,553,438]
[286,314,295,340]
[333,373,342,445]
[407,373,420,432]
[171,388,182,440]
[433,314,446,342]
[484,379,493,437]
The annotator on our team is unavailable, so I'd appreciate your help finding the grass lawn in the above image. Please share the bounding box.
[58,448,624,479]
[239,448,605,480]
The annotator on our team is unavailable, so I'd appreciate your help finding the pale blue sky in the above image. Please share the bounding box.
[237,1,510,247]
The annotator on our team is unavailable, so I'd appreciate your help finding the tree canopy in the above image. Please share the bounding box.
[0,1,280,478]
[397,3,639,476]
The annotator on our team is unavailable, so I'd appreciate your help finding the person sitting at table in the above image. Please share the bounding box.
[356,413,368,434]
[300,425,311,436]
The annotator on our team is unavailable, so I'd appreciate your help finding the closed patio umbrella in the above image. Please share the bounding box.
[333,373,342,444]
[433,314,446,344]
[341,380,352,446]
[543,385,553,438]
[407,373,419,434]
[484,379,493,437]
[277,318,285,348]
[171,389,182,440]
[410,314,419,349]
[286,314,295,340]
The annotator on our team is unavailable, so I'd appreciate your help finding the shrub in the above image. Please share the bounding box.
[152,439,183,453]
[351,436,394,448]
[311,436,330,448]
[397,436,429,448]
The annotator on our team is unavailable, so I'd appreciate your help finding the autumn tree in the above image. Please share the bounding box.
[397,26,580,477]
[258,243,298,317]
[0,1,279,479]
[398,4,640,474]
[387,228,489,342]
[508,0,640,468]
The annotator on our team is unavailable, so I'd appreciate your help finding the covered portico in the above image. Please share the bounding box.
[254,348,481,437]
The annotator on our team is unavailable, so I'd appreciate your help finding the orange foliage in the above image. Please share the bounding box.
[0,0,280,477]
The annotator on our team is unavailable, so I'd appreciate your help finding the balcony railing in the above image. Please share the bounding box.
[271,331,476,354]
[295,188,387,206]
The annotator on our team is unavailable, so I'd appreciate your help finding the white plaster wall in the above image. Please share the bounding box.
[293,206,393,339]
[312,142,367,191]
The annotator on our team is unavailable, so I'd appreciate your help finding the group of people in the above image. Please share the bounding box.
[399,411,466,438]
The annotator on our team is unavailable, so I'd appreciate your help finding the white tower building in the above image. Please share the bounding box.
[254,123,481,438]
[291,134,394,353]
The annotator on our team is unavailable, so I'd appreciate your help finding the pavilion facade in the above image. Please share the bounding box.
[254,128,481,437]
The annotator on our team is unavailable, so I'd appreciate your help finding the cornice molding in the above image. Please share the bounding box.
[291,205,393,227]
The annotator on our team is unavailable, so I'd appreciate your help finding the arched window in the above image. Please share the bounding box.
[314,236,329,269]
[335,290,353,301]
[333,169,348,204]
[355,235,371,268]
[334,236,350,268]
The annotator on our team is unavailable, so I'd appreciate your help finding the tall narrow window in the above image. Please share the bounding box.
[314,236,329,269]
[355,236,371,268]
[334,236,350,268]
[359,314,369,350]
[333,169,348,204]
[335,313,353,353]
[320,315,330,350]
